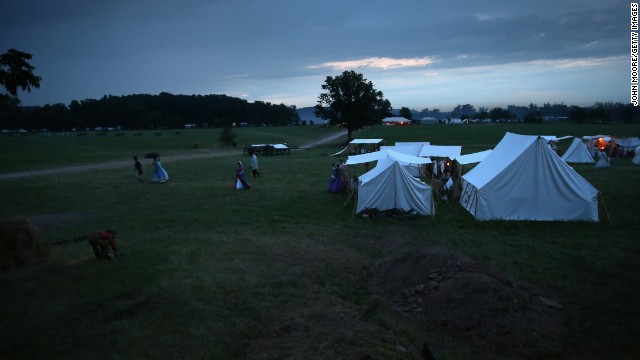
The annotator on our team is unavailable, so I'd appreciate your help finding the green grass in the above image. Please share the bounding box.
[1,123,639,359]
[0,126,337,173]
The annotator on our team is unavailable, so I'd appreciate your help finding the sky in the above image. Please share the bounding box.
[0,0,632,111]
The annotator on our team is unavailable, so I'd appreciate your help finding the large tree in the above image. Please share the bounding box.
[399,106,413,120]
[0,49,42,100]
[314,70,391,142]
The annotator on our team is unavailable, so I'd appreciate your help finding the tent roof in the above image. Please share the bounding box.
[380,142,430,157]
[462,133,536,189]
[418,144,462,158]
[346,149,432,166]
[251,143,289,149]
[541,135,572,142]
[349,138,383,144]
[454,149,493,165]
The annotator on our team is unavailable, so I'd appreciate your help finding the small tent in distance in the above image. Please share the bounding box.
[460,132,599,222]
[561,137,594,164]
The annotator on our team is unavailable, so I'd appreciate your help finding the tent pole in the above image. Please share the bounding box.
[600,193,612,224]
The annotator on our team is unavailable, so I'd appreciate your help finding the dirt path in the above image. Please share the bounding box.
[0,131,347,181]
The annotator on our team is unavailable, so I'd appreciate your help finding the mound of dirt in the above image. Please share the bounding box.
[368,247,564,358]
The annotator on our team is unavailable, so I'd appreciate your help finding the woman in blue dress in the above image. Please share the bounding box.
[327,163,344,193]
[151,157,169,183]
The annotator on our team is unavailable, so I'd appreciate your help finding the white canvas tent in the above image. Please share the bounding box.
[454,150,493,165]
[379,142,431,176]
[346,149,431,177]
[460,132,599,222]
[633,145,640,165]
[561,137,595,164]
[356,157,434,216]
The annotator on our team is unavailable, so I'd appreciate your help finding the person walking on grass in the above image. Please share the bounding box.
[133,156,143,182]
[151,156,169,183]
[235,161,251,189]
[250,150,260,177]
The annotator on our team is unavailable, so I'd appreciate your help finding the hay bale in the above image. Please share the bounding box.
[0,216,51,271]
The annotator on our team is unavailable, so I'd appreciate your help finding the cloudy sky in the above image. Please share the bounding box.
[1,0,631,111]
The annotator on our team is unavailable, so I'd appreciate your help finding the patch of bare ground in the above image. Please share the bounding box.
[245,246,565,359]
[368,247,565,359]
[25,213,93,230]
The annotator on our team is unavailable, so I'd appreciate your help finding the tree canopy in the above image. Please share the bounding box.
[0,93,301,131]
[0,49,41,99]
[314,70,391,142]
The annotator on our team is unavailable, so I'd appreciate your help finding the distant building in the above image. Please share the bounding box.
[382,116,411,125]
[543,116,568,122]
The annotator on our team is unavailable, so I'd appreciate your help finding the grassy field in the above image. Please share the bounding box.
[1,123,639,359]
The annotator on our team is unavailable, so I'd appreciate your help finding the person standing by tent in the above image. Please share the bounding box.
[88,229,122,260]
[250,150,260,177]
[235,161,251,189]
[151,156,169,183]
[339,159,349,189]
[328,163,344,193]
[133,156,143,182]
[595,151,610,168]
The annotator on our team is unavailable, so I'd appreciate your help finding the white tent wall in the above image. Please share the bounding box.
[561,137,595,163]
[633,145,640,165]
[346,149,432,166]
[616,137,640,150]
[460,133,599,222]
[357,161,434,216]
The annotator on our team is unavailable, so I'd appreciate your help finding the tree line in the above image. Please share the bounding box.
[3,49,640,134]
[402,102,640,124]
[0,92,301,131]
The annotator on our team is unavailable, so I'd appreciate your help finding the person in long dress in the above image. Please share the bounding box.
[328,163,344,193]
[235,161,251,189]
[151,157,169,183]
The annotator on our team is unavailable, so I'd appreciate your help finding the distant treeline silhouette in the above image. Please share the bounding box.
[0,92,301,131]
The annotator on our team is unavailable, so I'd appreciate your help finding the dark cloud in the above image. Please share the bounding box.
[0,0,630,109]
